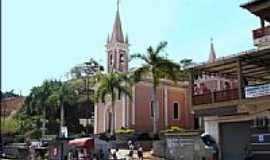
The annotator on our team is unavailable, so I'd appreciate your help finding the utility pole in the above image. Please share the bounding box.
[83,58,103,134]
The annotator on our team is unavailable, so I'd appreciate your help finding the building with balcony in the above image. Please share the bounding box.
[241,0,270,49]
[189,1,270,160]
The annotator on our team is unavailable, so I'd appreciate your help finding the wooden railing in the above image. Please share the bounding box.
[193,88,239,105]
[192,92,212,105]
[253,26,270,39]
[214,88,239,103]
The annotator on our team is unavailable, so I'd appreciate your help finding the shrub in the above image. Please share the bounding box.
[160,126,185,134]
[1,118,19,134]
[115,128,135,134]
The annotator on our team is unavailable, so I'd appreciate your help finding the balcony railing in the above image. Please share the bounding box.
[253,26,270,39]
[192,92,212,105]
[193,88,239,105]
[193,83,270,106]
[214,88,239,103]
[253,26,270,47]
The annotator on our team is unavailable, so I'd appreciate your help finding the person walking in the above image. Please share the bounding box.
[112,149,118,160]
[128,142,134,160]
[137,145,143,160]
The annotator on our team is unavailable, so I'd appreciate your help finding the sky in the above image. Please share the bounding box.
[2,0,259,96]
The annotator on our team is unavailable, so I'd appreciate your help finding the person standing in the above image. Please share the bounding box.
[98,149,104,160]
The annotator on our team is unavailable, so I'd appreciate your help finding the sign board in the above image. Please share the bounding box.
[258,134,265,143]
[61,126,68,138]
[245,83,270,98]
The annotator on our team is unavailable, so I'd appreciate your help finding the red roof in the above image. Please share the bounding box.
[68,138,94,149]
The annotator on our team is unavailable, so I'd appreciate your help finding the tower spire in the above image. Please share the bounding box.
[106,0,129,73]
[117,0,120,12]
[110,0,124,43]
[208,38,216,63]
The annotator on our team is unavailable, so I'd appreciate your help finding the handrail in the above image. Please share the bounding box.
[193,88,239,105]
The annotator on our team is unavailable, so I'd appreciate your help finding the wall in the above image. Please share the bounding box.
[95,103,107,134]
[95,80,194,134]
[153,133,211,160]
[132,83,165,132]
[204,117,219,142]
[167,87,190,129]
[1,97,25,117]
[204,110,270,144]
[132,81,193,132]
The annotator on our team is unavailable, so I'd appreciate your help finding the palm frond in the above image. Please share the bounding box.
[94,84,108,103]
[129,65,150,83]
[130,53,150,64]
[115,84,132,101]
[94,72,132,105]
[155,41,167,55]
[155,58,181,82]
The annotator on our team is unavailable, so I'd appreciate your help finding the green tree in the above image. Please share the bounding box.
[69,58,104,79]
[16,81,52,138]
[130,41,180,134]
[47,82,78,136]
[17,80,80,138]
[94,72,131,135]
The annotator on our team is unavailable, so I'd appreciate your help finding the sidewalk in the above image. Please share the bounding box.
[112,149,165,160]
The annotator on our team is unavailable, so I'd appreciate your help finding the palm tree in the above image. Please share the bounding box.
[131,41,180,135]
[94,72,131,135]
[48,82,78,137]
[39,81,51,137]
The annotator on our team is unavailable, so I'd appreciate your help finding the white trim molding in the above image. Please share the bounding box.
[94,104,98,134]
[164,86,168,127]
[122,95,126,127]
[132,86,136,125]
[103,106,107,132]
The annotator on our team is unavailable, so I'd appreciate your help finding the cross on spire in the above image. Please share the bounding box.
[117,0,120,11]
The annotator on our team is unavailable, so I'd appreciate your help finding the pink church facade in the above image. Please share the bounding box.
[94,3,194,134]
[130,81,193,132]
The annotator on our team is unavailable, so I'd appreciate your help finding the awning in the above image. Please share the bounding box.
[68,138,94,149]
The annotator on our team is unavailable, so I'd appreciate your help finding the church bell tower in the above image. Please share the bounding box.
[106,0,129,73]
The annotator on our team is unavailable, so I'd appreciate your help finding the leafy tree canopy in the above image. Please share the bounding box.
[16,80,80,138]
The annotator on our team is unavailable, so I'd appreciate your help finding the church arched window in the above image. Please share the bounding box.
[110,54,113,65]
[120,54,124,63]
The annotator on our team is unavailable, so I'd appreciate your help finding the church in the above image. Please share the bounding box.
[94,2,194,134]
